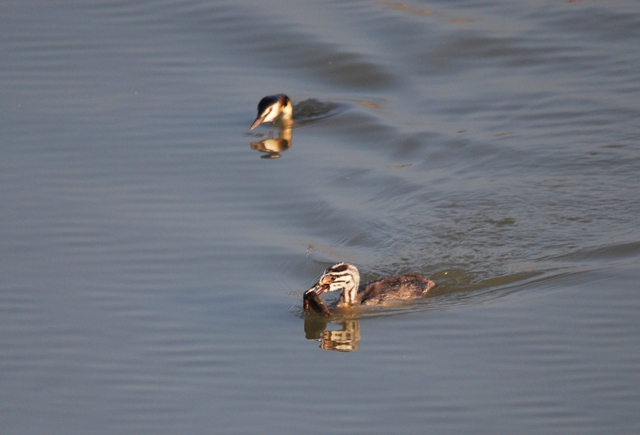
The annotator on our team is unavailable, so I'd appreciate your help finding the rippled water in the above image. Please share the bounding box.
[2,0,639,434]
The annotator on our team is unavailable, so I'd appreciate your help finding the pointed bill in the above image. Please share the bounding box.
[305,282,329,295]
[250,114,267,130]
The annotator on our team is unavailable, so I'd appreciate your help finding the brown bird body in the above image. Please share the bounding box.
[355,273,435,305]
[304,263,435,316]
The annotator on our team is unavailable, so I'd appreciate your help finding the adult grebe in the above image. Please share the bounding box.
[250,94,293,130]
[304,263,435,315]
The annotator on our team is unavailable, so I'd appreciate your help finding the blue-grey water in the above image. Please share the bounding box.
[2,0,640,433]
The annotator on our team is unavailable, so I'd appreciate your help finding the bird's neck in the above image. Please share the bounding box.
[339,274,360,306]
[279,103,293,125]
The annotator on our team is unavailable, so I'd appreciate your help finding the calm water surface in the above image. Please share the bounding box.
[1,0,639,434]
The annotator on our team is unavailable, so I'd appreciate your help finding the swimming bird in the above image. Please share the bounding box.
[305,263,435,310]
[250,94,293,130]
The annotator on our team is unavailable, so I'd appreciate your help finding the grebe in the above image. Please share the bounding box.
[304,263,435,314]
[250,94,293,130]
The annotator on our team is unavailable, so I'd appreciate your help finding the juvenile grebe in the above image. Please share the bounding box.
[250,94,293,130]
[304,263,435,314]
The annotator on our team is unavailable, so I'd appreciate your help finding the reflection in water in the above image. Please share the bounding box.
[299,268,551,352]
[248,97,345,158]
[304,317,361,352]
[248,94,294,158]
[301,262,436,352]
[250,126,292,159]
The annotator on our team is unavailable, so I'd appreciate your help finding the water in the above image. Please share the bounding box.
[1,0,639,433]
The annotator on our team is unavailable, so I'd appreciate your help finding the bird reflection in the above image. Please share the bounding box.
[248,94,342,158]
[250,126,292,159]
[249,94,294,158]
[301,263,436,351]
[302,288,361,351]
[304,317,361,352]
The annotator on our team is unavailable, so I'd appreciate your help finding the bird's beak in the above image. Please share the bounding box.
[306,282,329,295]
[250,114,267,130]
